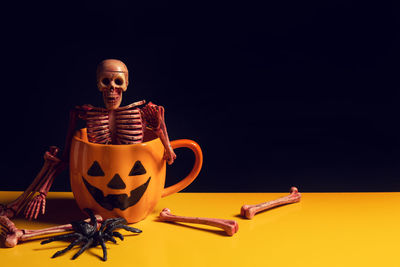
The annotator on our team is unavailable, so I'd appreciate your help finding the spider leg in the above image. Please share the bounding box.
[109,224,142,234]
[100,217,137,232]
[99,218,125,232]
[71,238,93,260]
[51,236,84,258]
[100,239,107,261]
[41,233,81,245]
[112,231,124,241]
[104,233,117,243]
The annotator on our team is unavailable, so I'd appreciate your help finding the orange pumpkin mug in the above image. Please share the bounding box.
[69,128,203,223]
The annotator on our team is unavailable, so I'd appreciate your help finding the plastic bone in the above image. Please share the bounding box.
[0,214,103,247]
[159,208,239,236]
[240,187,301,219]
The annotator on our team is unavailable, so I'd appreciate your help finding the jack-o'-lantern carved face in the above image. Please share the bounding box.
[82,160,151,211]
[70,129,167,223]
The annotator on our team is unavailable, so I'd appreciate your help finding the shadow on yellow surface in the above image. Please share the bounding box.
[34,197,83,224]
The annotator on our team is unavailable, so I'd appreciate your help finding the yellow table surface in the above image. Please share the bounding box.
[0,191,399,267]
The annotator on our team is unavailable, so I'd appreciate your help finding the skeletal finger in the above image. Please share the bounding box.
[29,199,39,220]
[24,201,32,219]
[42,198,46,215]
[33,198,43,219]
[24,197,37,219]
[32,200,40,220]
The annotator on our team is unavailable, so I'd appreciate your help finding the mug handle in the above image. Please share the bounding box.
[162,139,203,197]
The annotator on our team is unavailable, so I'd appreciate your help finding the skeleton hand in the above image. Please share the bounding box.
[142,102,176,165]
[0,216,24,247]
[141,102,163,130]
[24,193,46,220]
[23,148,65,220]
[164,147,177,165]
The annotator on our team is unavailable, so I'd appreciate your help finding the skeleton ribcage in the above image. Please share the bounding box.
[80,101,145,145]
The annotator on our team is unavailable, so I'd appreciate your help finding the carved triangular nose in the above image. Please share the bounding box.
[107,174,126,189]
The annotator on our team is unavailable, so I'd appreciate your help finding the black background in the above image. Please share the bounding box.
[1,1,400,192]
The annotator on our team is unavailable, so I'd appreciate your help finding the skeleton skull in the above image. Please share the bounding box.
[96,59,129,110]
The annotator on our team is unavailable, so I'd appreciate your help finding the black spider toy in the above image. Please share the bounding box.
[40,209,141,261]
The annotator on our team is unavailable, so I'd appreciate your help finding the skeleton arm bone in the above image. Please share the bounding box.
[2,147,63,219]
[4,109,81,220]
[141,102,176,164]
[23,108,83,220]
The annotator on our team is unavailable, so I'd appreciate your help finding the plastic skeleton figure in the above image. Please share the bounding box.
[0,59,176,221]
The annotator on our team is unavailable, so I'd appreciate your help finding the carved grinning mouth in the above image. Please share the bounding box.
[82,177,151,211]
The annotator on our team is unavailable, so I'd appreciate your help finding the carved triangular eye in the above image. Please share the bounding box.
[129,161,147,176]
[87,161,105,176]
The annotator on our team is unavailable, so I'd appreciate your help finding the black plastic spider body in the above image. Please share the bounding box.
[41,209,142,261]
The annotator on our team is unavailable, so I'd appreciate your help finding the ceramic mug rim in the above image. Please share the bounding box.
[73,128,161,148]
